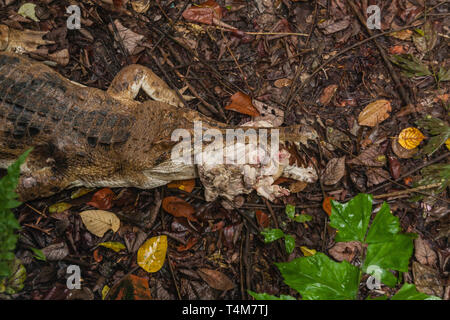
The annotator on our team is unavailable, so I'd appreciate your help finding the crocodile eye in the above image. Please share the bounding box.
[87,137,98,148]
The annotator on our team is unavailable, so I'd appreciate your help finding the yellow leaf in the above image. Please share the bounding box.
[389,29,413,40]
[98,242,126,252]
[79,210,120,237]
[48,202,72,214]
[71,188,94,199]
[18,3,39,22]
[300,246,316,256]
[446,138,450,150]
[102,285,110,300]
[137,236,168,273]
[398,127,425,150]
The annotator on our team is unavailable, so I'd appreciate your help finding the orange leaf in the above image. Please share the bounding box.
[182,0,223,25]
[322,197,334,216]
[225,92,260,117]
[398,127,425,150]
[388,45,407,55]
[87,188,115,210]
[177,237,198,252]
[255,210,270,228]
[108,275,152,300]
[162,196,197,221]
[93,249,103,263]
[167,179,196,193]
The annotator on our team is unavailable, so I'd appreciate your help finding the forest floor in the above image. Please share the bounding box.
[0,0,448,300]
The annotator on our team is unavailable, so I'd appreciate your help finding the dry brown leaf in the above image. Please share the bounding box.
[318,17,351,34]
[412,261,443,298]
[322,156,346,185]
[225,92,260,117]
[414,237,437,267]
[358,100,392,127]
[289,180,308,193]
[274,78,292,88]
[109,19,144,55]
[131,0,150,13]
[319,84,338,106]
[197,268,235,291]
[41,242,69,261]
[48,49,69,66]
[348,145,386,167]
[328,241,362,262]
[182,0,224,25]
[392,139,418,159]
[366,167,390,187]
[79,210,120,237]
[166,179,196,193]
[162,196,197,221]
[390,29,413,40]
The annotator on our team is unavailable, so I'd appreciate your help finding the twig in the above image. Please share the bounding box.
[373,183,443,199]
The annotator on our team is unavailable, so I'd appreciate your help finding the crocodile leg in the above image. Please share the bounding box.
[106,64,187,107]
[16,167,71,202]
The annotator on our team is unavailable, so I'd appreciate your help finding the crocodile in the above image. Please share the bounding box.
[0,51,317,202]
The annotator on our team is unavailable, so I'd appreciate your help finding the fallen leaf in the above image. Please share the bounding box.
[322,157,346,185]
[322,196,334,216]
[87,188,115,210]
[318,17,351,34]
[162,196,197,221]
[101,285,110,300]
[137,236,167,273]
[413,21,437,53]
[18,3,39,22]
[446,138,450,150]
[319,84,338,106]
[398,127,425,150]
[288,180,308,193]
[358,100,392,127]
[274,78,292,88]
[107,274,152,300]
[98,242,126,253]
[328,241,362,263]
[182,0,224,25]
[48,202,72,214]
[177,237,198,252]
[197,268,234,291]
[414,237,437,267]
[41,242,69,261]
[390,29,412,40]
[255,210,270,228]
[300,246,316,257]
[388,156,402,179]
[167,179,196,193]
[392,138,418,159]
[71,188,94,199]
[79,210,120,237]
[388,45,407,55]
[131,0,150,13]
[412,261,443,298]
[366,167,390,187]
[225,92,260,117]
[93,249,103,263]
[109,19,144,55]
[348,145,386,167]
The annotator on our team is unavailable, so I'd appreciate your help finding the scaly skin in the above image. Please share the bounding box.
[0,52,309,201]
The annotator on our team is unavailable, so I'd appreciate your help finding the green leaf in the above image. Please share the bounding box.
[261,228,285,243]
[417,116,450,156]
[0,149,31,280]
[391,284,441,300]
[363,233,416,287]
[293,214,312,223]
[285,204,295,219]
[438,67,450,82]
[248,290,296,300]
[284,235,295,254]
[17,3,39,22]
[389,54,432,78]
[276,253,360,300]
[365,202,400,243]
[29,247,46,261]
[330,194,373,243]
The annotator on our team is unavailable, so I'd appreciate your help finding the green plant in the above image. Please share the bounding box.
[0,150,30,278]
[250,194,441,300]
[416,116,450,156]
[261,205,312,254]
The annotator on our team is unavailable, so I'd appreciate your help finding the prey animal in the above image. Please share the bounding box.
[0,52,317,202]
